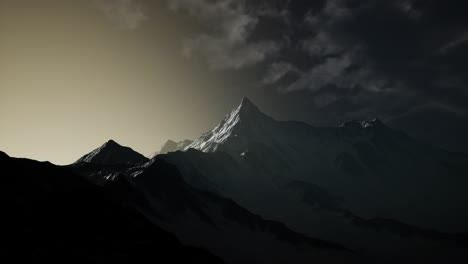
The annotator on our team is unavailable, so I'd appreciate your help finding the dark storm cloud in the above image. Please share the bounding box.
[166,0,468,127]
[167,0,286,70]
[256,0,468,122]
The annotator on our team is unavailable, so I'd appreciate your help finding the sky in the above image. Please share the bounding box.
[1,0,468,164]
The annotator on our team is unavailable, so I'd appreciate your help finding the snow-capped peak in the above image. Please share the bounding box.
[231,96,271,122]
[185,97,273,152]
[237,96,261,114]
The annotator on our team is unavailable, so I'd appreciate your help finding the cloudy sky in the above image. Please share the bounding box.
[1,0,467,164]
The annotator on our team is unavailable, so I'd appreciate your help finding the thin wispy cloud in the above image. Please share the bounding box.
[439,32,468,54]
[94,0,147,30]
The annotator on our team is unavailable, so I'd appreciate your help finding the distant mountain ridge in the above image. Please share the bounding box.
[151,139,193,157]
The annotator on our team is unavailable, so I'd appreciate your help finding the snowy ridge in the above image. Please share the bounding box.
[185,97,273,152]
[184,97,390,157]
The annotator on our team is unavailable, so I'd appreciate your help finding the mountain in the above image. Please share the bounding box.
[71,149,358,263]
[158,97,468,261]
[179,97,468,228]
[62,97,468,261]
[186,97,275,153]
[12,96,468,262]
[75,139,148,165]
[0,151,222,263]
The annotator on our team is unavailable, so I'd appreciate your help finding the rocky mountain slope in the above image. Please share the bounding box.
[70,148,358,264]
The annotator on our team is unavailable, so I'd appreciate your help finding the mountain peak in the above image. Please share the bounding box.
[237,96,262,116]
[74,140,148,165]
[104,139,120,147]
[185,97,274,152]
[240,96,255,107]
[158,140,178,154]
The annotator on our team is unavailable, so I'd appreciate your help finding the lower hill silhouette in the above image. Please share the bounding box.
[0,151,222,263]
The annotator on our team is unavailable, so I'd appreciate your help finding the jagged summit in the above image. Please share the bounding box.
[238,96,260,113]
[74,139,148,165]
[234,96,269,120]
[185,97,274,152]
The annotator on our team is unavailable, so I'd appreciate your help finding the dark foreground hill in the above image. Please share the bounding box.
[0,151,222,263]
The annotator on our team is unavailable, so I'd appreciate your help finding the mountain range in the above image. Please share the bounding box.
[153,98,468,262]
[3,97,468,263]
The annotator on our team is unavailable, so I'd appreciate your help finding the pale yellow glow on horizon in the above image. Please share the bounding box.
[0,0,232,165]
